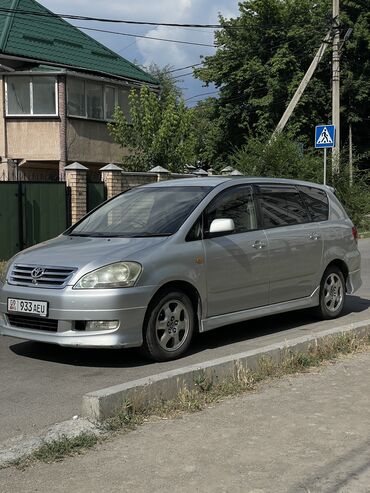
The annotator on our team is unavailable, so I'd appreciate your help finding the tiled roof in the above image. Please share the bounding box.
[0,0,156,84]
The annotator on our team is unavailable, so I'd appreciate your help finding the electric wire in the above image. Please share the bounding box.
[78,26,215,47]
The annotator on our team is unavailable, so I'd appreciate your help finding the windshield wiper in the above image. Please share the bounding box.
[129,233,172,237]
[69,232,117,238]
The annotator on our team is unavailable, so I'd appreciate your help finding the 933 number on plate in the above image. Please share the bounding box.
[7,298,48,317]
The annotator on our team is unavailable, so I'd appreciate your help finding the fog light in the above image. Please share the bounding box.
[85,321,119,331]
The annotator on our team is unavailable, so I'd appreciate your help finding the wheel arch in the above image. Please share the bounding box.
[143,280,202,335]
[324,259,349,290]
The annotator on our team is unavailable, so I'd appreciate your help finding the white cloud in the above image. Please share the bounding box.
[41,0,240,99]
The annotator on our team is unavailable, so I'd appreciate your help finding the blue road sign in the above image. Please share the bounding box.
[315,125,336,149]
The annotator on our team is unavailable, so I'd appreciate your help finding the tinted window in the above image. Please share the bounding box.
[297,186,328,222]
[69,186,211,237]
[204,186,258,235]
[259,186,309,228]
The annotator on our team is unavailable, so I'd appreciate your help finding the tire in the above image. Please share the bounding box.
[316,266,346,320]
[141,290,195,362]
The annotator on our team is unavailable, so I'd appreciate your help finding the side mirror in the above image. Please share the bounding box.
[209,218,235,235]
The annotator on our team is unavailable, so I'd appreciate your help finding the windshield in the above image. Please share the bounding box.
[68,186,211,237]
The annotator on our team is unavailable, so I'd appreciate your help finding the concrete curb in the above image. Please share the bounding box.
[82,319,370,421]
[0,418,101,468]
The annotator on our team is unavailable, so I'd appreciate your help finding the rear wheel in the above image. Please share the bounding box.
[141,290,195,362]
[316,266,346,319]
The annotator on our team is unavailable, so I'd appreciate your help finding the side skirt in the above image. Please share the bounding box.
[200,287,320,333]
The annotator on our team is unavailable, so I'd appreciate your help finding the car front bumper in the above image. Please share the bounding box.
[0,282,157,348]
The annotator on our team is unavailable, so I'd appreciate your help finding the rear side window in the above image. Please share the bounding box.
[258,186,310,228]
[297,186,329,222]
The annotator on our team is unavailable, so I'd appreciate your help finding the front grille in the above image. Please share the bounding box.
[7,314,58,332]
[9,264,76,289]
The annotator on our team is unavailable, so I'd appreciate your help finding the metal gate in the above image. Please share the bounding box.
[87,182,106,212]
[0,182,69,260]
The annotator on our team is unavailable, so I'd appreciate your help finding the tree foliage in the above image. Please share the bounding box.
[194,0,370,161]
[107,85,196,172]
[232,133,370,227]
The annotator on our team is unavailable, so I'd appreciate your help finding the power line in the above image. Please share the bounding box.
[0,7,224,28]
[185,91,219,101]
[172,72,194,79]
[79,26,215,47]
[167,63,204,73]
[0,7,330,31]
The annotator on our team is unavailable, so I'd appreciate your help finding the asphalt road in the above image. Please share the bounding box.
[0,239,369,443]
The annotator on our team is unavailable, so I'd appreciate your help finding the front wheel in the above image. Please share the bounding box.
[316,266,346,320]
[141,290,195,362]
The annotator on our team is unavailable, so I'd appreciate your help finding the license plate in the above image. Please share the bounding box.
[7,298,48,318]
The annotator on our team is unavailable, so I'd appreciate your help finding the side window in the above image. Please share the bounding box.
[186,217,202,242]
[258,186,309,228]
[204,186,258,235]
[297,186,329,222]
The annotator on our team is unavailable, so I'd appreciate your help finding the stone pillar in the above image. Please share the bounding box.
[58,75,67,181]
[149,165,170,182]
[100,163,123,199]
[65,162,88,225]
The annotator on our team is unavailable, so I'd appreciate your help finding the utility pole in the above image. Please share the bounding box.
[349,122,353,186]
[273,30,331,136]
[332,0,340,174]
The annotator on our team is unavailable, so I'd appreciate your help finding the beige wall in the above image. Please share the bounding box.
[6,120,60,160]
[67,118,126,164]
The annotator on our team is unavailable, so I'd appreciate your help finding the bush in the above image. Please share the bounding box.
[231,133,323,183]
[231,134,370,228]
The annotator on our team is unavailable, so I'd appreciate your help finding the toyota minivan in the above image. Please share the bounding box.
[0,177,362,361]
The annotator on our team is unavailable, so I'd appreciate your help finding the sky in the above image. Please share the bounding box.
[41,0,239,104]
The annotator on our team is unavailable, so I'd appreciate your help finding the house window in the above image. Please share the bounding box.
[67,78,85,117]
[6,76,57,116]
[86,82,103,119]
[67,77,130,122]
[104,86,116,120]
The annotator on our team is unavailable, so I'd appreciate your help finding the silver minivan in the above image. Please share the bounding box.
[0,177,362,361]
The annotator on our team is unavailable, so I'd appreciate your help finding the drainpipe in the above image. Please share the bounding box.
[58,75,67,181]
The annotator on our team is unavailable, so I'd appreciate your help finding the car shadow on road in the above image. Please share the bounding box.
[9,295,370,369]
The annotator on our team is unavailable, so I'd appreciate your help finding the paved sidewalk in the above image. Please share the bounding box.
[2,351,370,493]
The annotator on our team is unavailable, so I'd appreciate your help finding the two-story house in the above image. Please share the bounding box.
[0,0,158,180]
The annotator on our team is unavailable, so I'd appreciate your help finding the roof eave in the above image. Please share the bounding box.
[0,53,159,87]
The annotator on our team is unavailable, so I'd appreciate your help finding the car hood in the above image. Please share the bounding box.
[10,235,169,275]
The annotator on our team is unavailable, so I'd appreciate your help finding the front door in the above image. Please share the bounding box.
[203,185,270,318]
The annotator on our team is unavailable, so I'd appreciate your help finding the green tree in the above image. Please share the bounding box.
[146,63,183,103]
[189,98,225,170]
[194,0,370,161]
[108,85,196,172]
[232,133,370,227]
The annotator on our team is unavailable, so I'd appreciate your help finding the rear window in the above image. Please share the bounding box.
[258,186,310,228]
[297,186,329,222]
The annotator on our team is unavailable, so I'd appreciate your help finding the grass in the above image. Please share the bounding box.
[4,332,370,470]
[102,332,369,432]
[6,433,99,470]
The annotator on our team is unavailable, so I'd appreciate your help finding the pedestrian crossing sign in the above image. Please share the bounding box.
[315,125,336,148]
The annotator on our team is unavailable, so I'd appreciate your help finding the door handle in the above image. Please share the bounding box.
[308,232,321,240]
[252,240,266,249]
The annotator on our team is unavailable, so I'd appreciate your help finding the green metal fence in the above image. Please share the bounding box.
[87,182,106,212]
[0,182,69,260]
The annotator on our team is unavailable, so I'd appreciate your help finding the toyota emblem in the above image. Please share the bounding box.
[31,267,45,279]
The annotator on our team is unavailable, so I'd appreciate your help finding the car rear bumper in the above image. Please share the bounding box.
[346,269,362,295]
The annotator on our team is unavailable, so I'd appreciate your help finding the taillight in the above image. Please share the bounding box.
[352,226,358,243]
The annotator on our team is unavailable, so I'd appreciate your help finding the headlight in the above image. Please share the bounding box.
[74,262,142,289]
[0,260,11,284]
